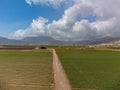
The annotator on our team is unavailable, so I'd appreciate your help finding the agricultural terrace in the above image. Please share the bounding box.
[0,50,53,90]
[56,47,120,90]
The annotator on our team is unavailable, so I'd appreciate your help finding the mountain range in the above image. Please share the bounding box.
[0,36,120,45]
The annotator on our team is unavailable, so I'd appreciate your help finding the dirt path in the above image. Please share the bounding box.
[52,49,72,90]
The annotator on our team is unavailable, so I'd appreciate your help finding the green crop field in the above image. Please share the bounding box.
[0,50,53,90]
[56,47,120,90]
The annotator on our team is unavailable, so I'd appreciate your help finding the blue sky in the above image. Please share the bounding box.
[0,0,63,37]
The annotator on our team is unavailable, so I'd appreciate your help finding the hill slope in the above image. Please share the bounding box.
[0,36,120,45]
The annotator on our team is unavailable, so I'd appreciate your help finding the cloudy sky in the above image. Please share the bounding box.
[0,0,120,41]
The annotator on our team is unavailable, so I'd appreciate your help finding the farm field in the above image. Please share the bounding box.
[0,50,53,90]
[56,47,120,90]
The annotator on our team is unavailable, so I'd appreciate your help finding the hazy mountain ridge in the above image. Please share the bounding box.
[0,36,120,45]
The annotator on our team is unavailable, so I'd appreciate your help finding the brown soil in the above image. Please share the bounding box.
[52,49,72,90]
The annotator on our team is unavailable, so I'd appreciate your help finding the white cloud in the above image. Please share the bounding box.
[13,29,27,39]
[13,0,120,41]
[25,0,32,5]
[13,17,49,39]
[30,17,48,35]
[25,0,67,7]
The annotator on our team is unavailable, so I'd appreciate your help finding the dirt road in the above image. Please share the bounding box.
[53,49,72,90]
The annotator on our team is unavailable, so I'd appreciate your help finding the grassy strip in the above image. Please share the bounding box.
[56,47,120,90]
